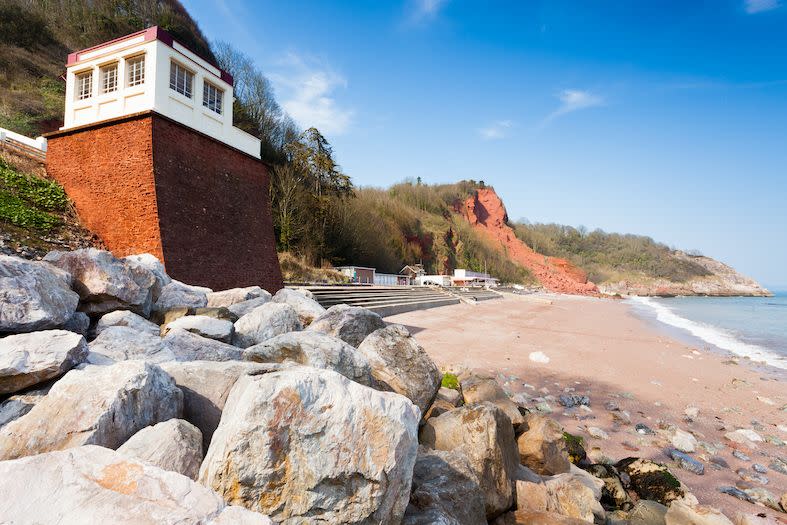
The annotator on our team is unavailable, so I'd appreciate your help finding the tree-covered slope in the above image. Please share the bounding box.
[0,0,214,136]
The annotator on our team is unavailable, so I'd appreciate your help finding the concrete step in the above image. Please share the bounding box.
[365,297,460,317]
[301,285,459,317]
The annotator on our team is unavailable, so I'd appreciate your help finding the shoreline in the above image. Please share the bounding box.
[625,295,787,375]
[387,293,787,519]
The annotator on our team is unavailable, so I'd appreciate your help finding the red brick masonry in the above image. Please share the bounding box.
[46,112,283,292]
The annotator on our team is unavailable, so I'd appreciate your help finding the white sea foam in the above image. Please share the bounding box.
[628,296,787,370]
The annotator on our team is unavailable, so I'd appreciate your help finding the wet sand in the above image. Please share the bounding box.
[387,293,787,520]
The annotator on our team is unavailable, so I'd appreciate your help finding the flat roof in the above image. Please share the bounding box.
[66,26,233,86]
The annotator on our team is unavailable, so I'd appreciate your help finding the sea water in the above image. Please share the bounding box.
[627,292,787,371]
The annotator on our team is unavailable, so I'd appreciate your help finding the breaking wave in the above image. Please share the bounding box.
[628,296,786,370]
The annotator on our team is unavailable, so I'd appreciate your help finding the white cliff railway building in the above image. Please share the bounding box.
[61,26,260,158]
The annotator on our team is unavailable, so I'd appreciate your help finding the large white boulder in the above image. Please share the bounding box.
[124,253,172,300]
[200,367,420,524]
[0,255,79,333]
[356,324,442,415]
[420,402,520,519]
[271,288,326,326]
[163,328,243,362]
[665,500,734,525]
[542,471,605,523]
[0,446,272,524]
[402,446,486,525]
[95,309,160,337]
[117,419,203,480]
[207,286,270,308]
[232,302,302,348]
[228,296,272,317]
[163,314,234,343]
[159,361,280,450]
[154,280,210,312]
[461,374,525,427]
[87,326,176,365]
[43,248,156,317]
[517,413,572,475]
[243,330,372,385]
[0,330,87,394]
[0,361,182,459]
[307,304,386,347]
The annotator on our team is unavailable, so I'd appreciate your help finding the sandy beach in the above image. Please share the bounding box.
[388,293,787,520]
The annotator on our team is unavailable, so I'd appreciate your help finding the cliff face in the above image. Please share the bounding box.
[460,189,598,295]
[459,188,770,297]
[598,252,772,297]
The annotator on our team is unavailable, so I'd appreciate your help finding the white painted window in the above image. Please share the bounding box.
[100,63,118,94]
[202,81,223,114]
[127,55,145,86]
[169,61,193,98]
[75,71,93,100]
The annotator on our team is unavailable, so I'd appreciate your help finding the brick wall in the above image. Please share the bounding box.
[46,112,283,293]
[45,115,163,259]
[150,115,282,292]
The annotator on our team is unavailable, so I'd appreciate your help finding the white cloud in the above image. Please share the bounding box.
[408,0,449,23]
[270,53,353,135]
[744,0,781,13]
[543,89,604,124]
[479,120,513,140]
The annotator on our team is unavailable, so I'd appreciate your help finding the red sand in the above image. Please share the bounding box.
[388,294,787,521]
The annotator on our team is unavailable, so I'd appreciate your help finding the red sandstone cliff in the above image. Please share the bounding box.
[460,188,598,295]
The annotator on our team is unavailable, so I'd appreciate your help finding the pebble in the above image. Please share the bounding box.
[719,486,754,503]
[621,441,640,452]
[612,411,631,425]
[710,456,730,469]
[672,429,698,453]
[670,449,705,475]
[604,401,620,411]
[769,459,787,474]
[558,394,590,408]
[736,468,768,485]
[733,450,751,461]
[751,463,768,474]
[684,406,700,421]
[636,423,655,435]
[535,402,553,413]
[743,487,782,511]
[587,426,609,440]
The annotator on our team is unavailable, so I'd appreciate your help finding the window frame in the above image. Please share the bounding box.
[126,54,145,88]
[169,60,194,99]
[99,62,119,95]
[202,80,224,115]
[75,70,93,101]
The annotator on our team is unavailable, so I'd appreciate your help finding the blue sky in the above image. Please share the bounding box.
[182,0,787,287]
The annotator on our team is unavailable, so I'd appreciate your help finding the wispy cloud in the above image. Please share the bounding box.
[479,120,513,140]
[407,0,449,23]
[270,53,354,136]
[744,0,781,13]
[543,89,604,124]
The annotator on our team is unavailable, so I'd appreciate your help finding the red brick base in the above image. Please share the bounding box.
[45,112,283,293]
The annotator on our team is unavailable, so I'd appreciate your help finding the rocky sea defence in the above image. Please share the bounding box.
[0,248,784,524]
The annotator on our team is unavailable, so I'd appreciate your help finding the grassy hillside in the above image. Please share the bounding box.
[0,0,213,136]
[0,155,98,257]
[512,221,712,284]
[325,181,537,284]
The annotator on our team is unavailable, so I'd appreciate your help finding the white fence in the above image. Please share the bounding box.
[0,128,47,152]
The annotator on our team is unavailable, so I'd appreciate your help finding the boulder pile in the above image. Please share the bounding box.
[0,249,783,524]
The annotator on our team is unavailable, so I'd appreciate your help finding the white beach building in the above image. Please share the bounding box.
[61,26,259,158]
